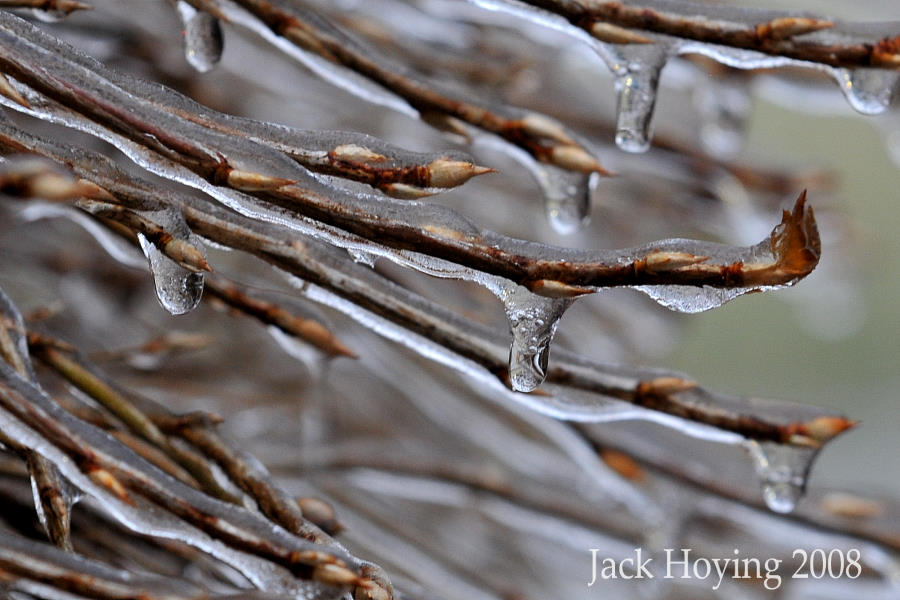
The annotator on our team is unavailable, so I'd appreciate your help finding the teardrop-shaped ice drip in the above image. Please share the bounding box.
[176,1,224,74]
[832,67,900,116]
[609,44,669,153]
[633,285,746,314]
[745,440,817,514]
[499,284,573,392]
[137,209,205,315]
[537,165,596,235]
[694,75,751,158]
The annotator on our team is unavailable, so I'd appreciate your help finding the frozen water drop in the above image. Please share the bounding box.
[745,440,816,514]
[177,1,224,74]
[610,45,669,153]
[833,67,899,115]
[499,284,572,392]
[137,209,205,315]
[634,285,745,314]
[139,234,204,315]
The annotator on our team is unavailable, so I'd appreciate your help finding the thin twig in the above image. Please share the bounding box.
[518,0,900,68]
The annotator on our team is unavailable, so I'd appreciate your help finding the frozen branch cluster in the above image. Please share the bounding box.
[0,1,897,599]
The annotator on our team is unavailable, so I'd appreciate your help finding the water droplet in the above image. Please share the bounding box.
[499,284,572,392]
[137,209,205,315]
[177,1,224,74]
[745,440,816,514]
[610,45,669,153]
[833,67,899,115]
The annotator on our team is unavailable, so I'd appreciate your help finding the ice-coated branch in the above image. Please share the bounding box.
[513,0,900,69]
[0,135,841,450]
[0,299,393,598]
[0,288,73,553]
[0,530,206,600]
[191,0,610,175]
[0,31,819,299]
[24,334,379,566]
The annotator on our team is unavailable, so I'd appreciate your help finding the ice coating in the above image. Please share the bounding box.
[216,0,418,118]
[215,0,608,176]
[499,284,572,392]
[0,11,849,464]
[634,284,745,314]
[177,0,224,74]
[745,440,818,514]
[137,209,205,315]
[0,530,208,598]
[465,0,899,145]
[0,358,365,596]
[0,13,822,311]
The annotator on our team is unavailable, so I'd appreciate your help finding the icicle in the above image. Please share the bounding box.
[832,67,900,116]
[745,440,817,514]
[694,76,751,158]
[498,283,572,392]
[608,44,669,153]
[137,209,205,316]
[176,1,224,74]
[537,166,596,235]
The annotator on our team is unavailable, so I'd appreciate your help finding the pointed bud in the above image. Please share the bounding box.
[164,238,213,273]
[332,144,387,164]
[757,17,834,41]
[642,251,710,272]
[226,169,295,192]
[87,467,134,505]
[313,564,363,587]
[521,114,574,144]
[426,158,494,188]
[589,22,652,45]
[549,145,611,175]
[526,279,593,298]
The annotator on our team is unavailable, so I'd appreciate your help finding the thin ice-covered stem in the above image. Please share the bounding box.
[0,333,389,598]
[513,0,900,69]
[0,61,819,298]
[200,0,610,175]
[25,335,360,549]
[27,339,244,506]
[0,289,73,553]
